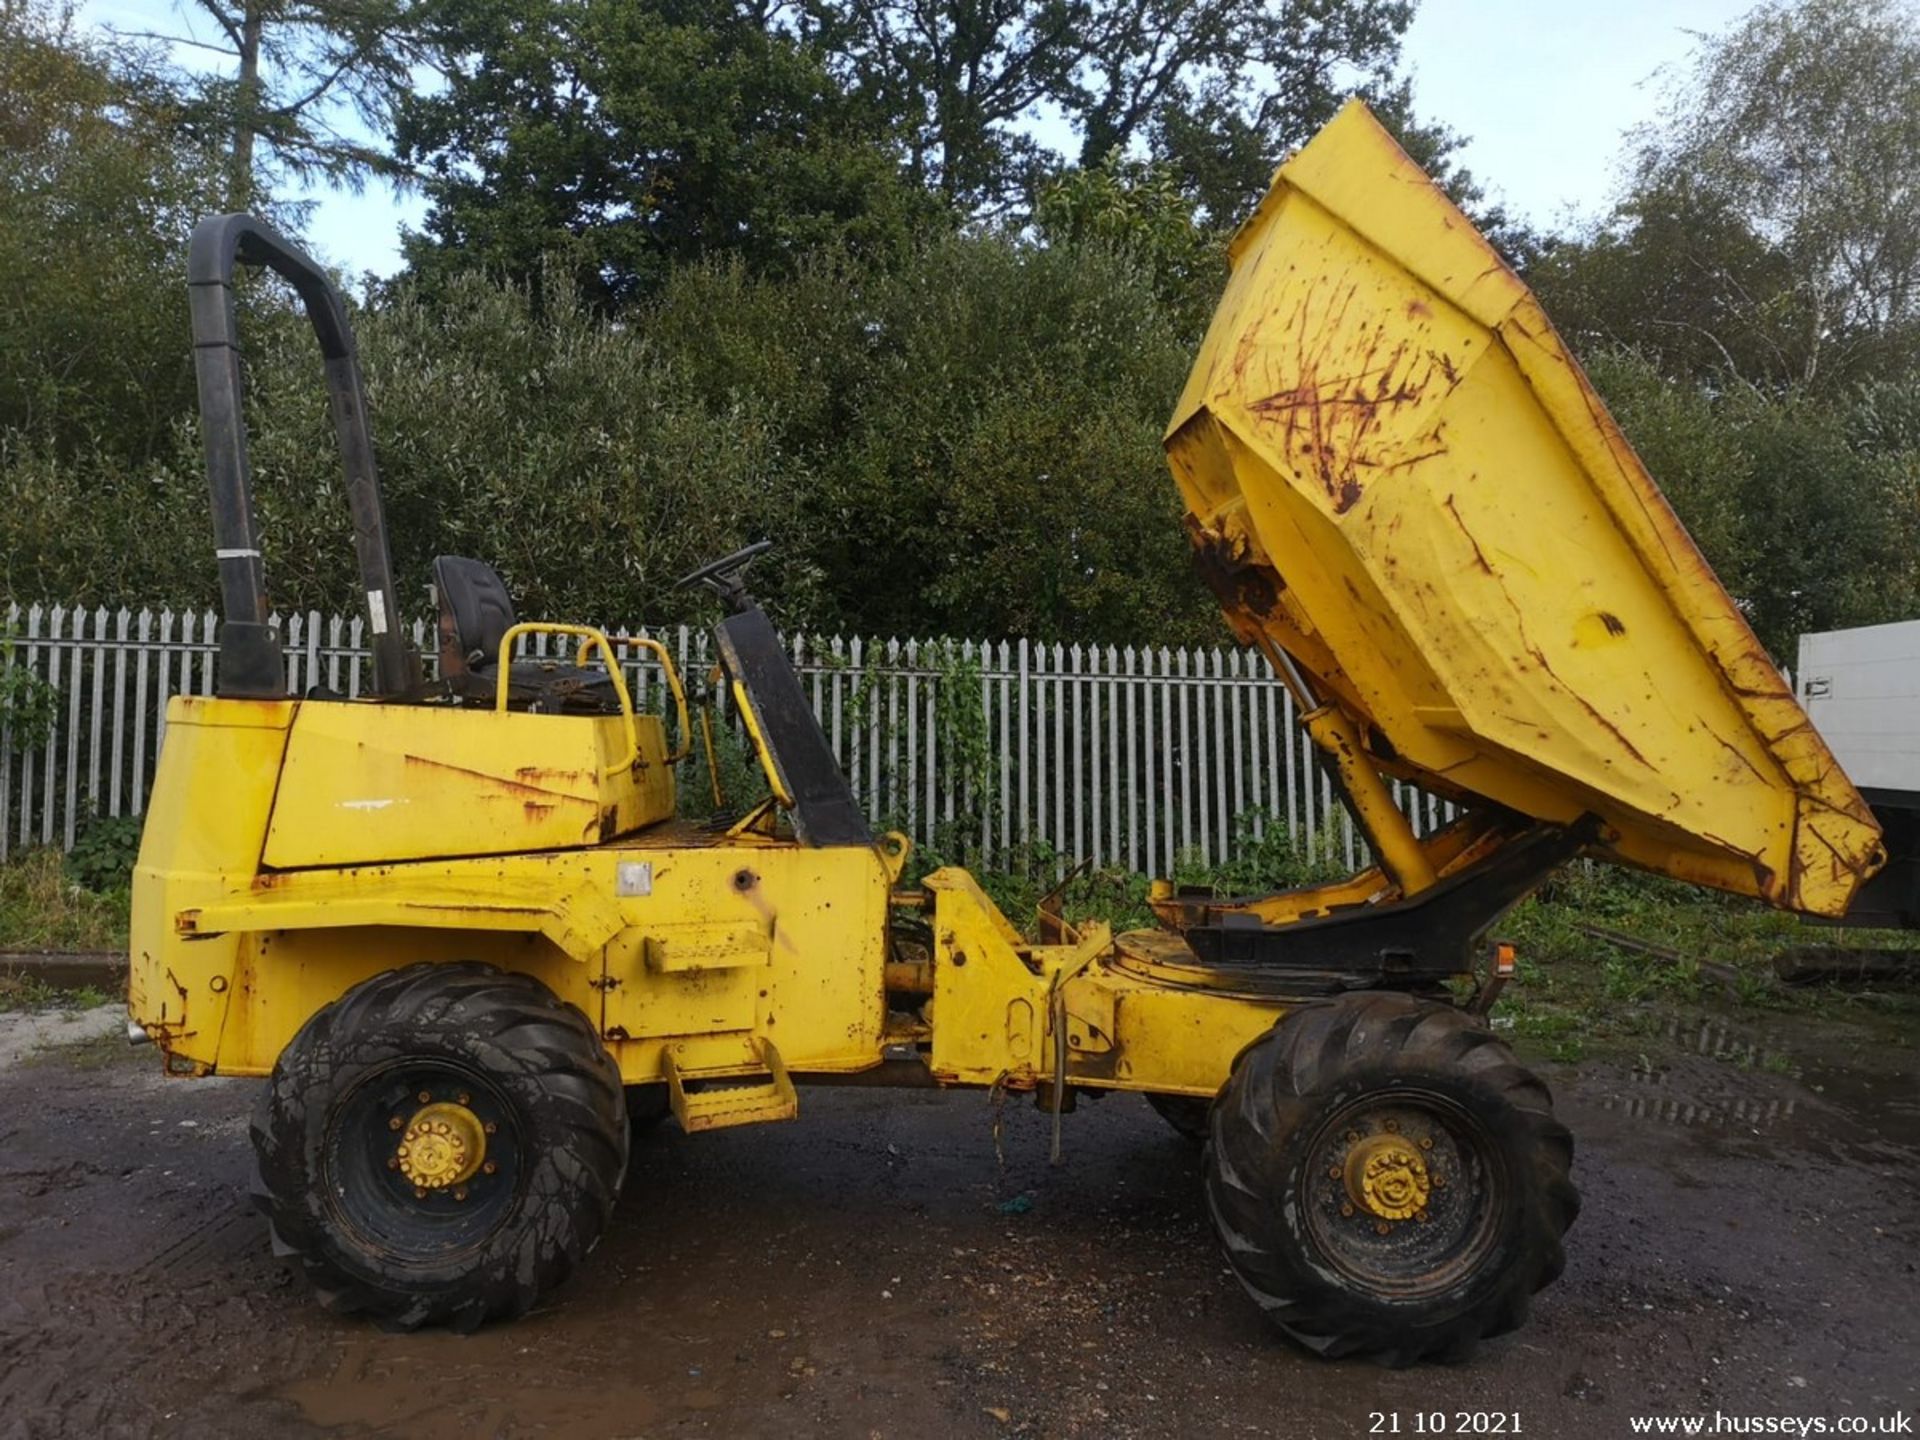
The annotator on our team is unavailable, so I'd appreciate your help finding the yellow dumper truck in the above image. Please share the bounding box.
[129,101,1884,1363]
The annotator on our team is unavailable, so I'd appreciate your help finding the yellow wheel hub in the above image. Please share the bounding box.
[395,1101,486,1191]
[1344,1133,1431,1221]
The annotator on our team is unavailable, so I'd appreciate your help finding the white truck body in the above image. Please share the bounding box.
[1798,619,1920,796]
[1798,619,1919,929]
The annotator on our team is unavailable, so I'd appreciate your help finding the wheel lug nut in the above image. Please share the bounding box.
[457,1093,471,1106]
[414,1187,428,1200]
[1416,1210,1430,1223]
[1345,1130,1361,1144]
[387,1158,399,1170]
[453,1187,468,1202]
[388,1116,403,1131]
[1383,1119,1398,1133]
[1340,1203,1354,1218]
[418,1091,432,1103]
[1374,1221,1391,1236]
[1419,1137,1433,1150]
[1328,1166,1342,1180]
[482,1161,497,1175]
[484,1122,497,1135]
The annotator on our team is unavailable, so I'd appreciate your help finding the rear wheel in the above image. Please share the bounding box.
[1206,991,1577,1364]
[251,962,628,1330]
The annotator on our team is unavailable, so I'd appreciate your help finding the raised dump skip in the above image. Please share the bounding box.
[1165,100,1883,917]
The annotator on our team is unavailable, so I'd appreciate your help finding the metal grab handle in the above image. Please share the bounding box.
[603,635,693,763]
[187,213,417,699]
[493,623,641,776]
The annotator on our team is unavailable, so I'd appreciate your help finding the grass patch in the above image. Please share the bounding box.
[0,848,130,953]
[1491,865,1920,1063]
[18,1029,127,1075]
[0,971,116,1014]
[22,1028,127,1070]
[0,971,62,1011]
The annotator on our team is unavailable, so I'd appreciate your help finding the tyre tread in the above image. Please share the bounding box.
[1205,991,1577,1366]
[251,962,628,1331]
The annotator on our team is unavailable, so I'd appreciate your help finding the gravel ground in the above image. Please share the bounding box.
[0,1001,1913,1439]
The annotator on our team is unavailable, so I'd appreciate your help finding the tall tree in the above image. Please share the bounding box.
[400,0,1468,299]
[0,3,218,464]
[1587,348,1920,660]
[1535,0,1920,390]
[115,0,441,210]
[1530,177,1802,384]
[807,0,1429,220]
[798,0,1086,213]
[396,0,934,307]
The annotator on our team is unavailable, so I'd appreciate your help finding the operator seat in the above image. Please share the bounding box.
[432,555,622,714]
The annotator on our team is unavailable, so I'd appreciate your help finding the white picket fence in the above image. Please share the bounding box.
[0,601,1459,873]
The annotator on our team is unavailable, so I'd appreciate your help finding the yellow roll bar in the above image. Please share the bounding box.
[493,622,641,777]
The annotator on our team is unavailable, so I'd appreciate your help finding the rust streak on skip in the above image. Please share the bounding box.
[1440,495,1494,574]
[403,752,591,804]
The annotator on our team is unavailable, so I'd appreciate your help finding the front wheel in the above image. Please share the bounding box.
[1206,991,1578,1365]
[251,962,629,1330]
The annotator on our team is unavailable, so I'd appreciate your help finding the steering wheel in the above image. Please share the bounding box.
[675,539,773,611]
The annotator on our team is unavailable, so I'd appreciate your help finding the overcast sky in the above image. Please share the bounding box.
[84,0,1756,279]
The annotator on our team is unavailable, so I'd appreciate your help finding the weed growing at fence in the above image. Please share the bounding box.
[1172,809,1349,894]
[0,635,59,752]
[0,972,62,1010]
[679,705,764,820]
[0,849,128,952]
[927,640,992,862]
[65,813,143,894]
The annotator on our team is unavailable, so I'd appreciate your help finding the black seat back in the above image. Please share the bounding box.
[713,607,871,847]
[434,556,517,671]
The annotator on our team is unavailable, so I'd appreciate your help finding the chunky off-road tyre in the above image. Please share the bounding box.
[1146,1092,1212,1143]
[1206,991,1577,1365]
[252,962,628,1331]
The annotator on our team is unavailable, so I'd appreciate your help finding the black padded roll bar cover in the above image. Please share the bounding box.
[187,213,420,699]
[713,607,872,848]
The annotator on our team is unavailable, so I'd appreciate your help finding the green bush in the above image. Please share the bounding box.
[64,812,142,894]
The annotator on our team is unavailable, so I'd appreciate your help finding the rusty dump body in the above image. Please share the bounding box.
[1166,100,1882,918]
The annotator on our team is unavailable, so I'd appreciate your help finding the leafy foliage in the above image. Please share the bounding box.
[395,0,1472,301]
[3,233,1219,644]
[395,0,939,309]
[63,813,145,894]
[805,0,1422,220]
[1587,347,1920,660]
[0,635,60,753]
[1174,811,1350,896]
[1535,0,1920,391]
[132,0,443,211]
[0,5,218,467]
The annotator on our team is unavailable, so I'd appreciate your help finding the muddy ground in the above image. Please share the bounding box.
[0,1002,1914,1440]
